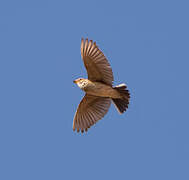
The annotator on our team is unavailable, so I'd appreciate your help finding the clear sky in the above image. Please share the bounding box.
[0,0,189,179]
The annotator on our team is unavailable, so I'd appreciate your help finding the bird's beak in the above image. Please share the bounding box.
[73,80,76,83]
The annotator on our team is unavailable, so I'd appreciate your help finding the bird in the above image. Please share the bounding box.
[73,38,130,133]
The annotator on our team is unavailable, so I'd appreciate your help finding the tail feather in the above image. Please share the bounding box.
[112,84,130,114]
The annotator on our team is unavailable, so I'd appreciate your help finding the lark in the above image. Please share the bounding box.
[73,38,130,133]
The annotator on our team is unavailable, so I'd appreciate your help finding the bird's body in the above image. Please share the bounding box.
[74,78,121,99]
[73,38,130,133]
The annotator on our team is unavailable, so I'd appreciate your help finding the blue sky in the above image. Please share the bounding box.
[0,0,189,179]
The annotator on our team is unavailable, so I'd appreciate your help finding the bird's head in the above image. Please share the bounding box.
[73,78,89,89]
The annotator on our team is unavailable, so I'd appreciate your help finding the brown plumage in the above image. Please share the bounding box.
[73,38,130,133]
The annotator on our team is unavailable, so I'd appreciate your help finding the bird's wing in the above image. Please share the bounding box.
[81,38,114,86]
[73,94,111,133]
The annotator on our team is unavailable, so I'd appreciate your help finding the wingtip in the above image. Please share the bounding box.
[81,38,94,45]
[74,128,88,134]
[81,37,89,42]
[73,126,89,134]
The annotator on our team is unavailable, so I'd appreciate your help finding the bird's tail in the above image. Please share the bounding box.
[112,83,130,114]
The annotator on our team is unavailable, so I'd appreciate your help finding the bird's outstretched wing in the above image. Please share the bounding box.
[73,94,111,133]
[81,38,114,86]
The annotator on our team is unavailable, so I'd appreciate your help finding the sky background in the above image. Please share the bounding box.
[0,0,189,179]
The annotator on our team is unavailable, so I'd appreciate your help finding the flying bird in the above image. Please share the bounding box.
[73,38,130,133]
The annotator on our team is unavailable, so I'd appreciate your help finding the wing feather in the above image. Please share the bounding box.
[73,94,111,133]
[81,38,114,86]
